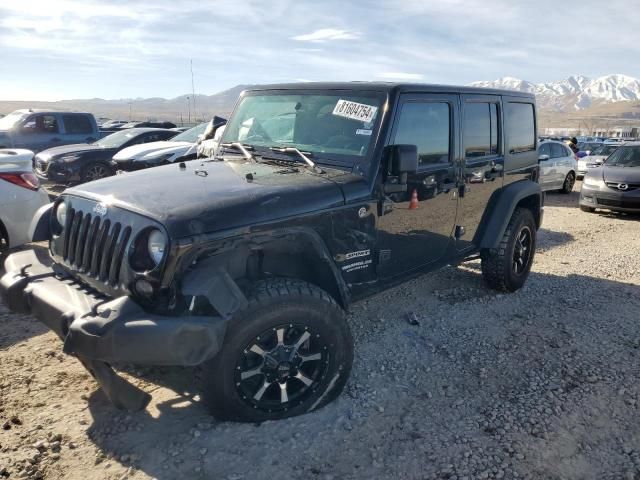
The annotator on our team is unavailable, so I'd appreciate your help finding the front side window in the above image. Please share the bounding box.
[393,102,450,166]
[506,102,535,154]
[21,114,59,134]
[221,92,384,163]
[63,114,92,134]
[550,143,567,158]
[463,102,500,158]
[538,143,551,157]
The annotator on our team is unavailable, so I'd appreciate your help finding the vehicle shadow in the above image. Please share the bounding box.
[80,265,640,480]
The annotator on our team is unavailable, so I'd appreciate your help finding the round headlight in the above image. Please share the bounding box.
[55,202,67,227]
[147,229,166,265]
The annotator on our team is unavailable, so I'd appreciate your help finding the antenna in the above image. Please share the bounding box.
[191,59,196,122]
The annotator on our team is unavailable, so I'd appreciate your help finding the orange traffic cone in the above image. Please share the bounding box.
[409,188,419,210]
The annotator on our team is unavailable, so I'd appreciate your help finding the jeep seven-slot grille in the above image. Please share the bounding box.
[63,207,132,286]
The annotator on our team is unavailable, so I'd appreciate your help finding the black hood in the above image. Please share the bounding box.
[598,165,640,184]
[66,159,355,237]
[38,143,114,158]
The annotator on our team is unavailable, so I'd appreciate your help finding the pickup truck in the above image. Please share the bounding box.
[0,110,101,153]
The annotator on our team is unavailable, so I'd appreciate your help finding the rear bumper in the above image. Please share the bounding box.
[1,250,229,409]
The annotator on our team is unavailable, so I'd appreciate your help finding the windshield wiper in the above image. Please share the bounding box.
[220,142,256,162]
[269,147,324,173]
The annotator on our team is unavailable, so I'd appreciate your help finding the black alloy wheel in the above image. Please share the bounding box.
[235,324,328,413]
[512,226,532,276]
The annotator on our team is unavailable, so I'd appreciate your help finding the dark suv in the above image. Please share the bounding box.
[1,83,542,422]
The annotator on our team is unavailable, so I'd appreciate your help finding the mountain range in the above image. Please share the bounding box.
[2,75,640,128]
[469,74,640,111]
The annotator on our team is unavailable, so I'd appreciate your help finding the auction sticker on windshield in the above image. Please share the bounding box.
[333,100,378,123]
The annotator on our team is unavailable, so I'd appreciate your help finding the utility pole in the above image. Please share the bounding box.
[128,102,132,121]
[186,96,191,124]
[190,59,196,121]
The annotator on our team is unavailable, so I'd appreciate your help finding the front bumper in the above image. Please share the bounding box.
[580,184,640,212]
[1,250,229,410]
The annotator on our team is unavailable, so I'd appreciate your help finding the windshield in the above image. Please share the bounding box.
[221,92,385,163]
[0,111,29,130]
[171,122,208,143]
[95,129,141,148]
[604,146,640,167]
[592,144,618,156]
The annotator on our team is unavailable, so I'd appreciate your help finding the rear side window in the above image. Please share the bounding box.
[463,102,500,158]
[506,102,535,154]
[394,102,450,166]
[63,114,93,134]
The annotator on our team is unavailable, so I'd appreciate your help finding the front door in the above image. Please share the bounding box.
[14,114,61,152]
[377,93,459,278]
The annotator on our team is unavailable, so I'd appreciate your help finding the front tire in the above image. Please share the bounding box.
[580,205,595,213]
[201,278,353,422]
[560,172,575,194]
[80,162,113,183]
[480,208,537,292]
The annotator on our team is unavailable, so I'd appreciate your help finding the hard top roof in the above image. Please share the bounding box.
[242,82,535,99]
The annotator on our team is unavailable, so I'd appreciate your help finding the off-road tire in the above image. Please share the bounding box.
[580,205,595,213]
[80,162,113,183]
[480,207,536,292]
[201,278,353,422]
[560,172,575,194]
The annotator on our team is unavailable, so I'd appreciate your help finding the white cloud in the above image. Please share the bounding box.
[291,28,359,42]
[377,72,424,81]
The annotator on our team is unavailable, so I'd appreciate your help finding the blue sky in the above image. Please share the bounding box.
[1,0,639,101]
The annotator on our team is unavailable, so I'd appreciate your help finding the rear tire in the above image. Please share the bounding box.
[201,278,353,422]
[480,208,536,292]
[580,205,595,213]
[560,172,575,194]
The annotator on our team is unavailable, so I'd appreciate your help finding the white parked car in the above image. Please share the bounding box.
[111,122,208,171]
[537,140,577,193]
[0,149,50,256]
[577,143,619,178]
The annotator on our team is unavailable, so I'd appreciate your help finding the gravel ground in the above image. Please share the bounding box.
[1,183,640,480]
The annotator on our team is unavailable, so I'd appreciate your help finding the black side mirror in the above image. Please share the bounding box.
[390,144,419,174]
[383,145,418,194]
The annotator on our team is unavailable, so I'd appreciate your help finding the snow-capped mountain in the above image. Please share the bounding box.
[469,74,640,111]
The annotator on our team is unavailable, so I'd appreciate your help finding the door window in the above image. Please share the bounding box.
[21,115,59,134]
[550,143,566,158]
[538,143,551,157]
[393,102,450,166]
[463,102,500,158]
[505,103,535,154]
[62,114,93,134]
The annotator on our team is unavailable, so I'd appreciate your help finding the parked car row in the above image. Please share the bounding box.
[34,128,179,184]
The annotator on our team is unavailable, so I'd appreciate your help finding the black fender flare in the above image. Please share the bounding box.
[477,180,543,249]
[29,203,53,242]
[178,226,351,308]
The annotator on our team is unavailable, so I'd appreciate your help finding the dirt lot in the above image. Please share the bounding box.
[1,184,640,480]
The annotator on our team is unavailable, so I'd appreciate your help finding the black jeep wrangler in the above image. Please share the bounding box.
[1,83,542,422]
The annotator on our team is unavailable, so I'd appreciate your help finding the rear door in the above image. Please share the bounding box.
[550,142,570,187]
[61,114,97,144]
[456,94,504,251]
